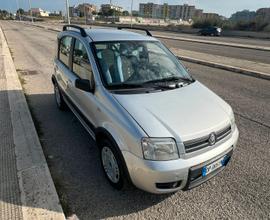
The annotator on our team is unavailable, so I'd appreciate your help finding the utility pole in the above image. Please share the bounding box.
[28,0,34,23]
[15,0,21,21]
[130,0,133,28]
[84,2,87,25]
[111,0,115,23]
[65,0,70,24]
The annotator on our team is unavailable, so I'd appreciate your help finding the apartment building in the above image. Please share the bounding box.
[139,3,160,18]
[139,3,202,20]
[100,4,123,14]
[69,3,97,17]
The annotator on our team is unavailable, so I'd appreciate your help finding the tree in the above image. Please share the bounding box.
[16,8,25,15]
[122,11,129,16]
[0,9,11,19]
[192,17,223,28]
[103,9,122,17]
[107,9,114,16]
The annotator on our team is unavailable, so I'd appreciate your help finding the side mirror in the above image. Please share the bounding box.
[75,79,94,93]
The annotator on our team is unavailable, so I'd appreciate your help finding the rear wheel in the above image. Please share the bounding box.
[99,139,125,190]
[54,83,67,110]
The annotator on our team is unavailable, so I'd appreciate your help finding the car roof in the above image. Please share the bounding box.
[84,28,157,42]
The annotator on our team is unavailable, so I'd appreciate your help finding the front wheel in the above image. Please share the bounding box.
[100,139,125,190]
[54,83,67,111]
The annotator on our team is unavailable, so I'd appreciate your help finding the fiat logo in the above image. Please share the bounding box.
[209,133,216,146]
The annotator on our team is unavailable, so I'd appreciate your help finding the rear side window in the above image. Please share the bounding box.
[72,39,92,80]
[59,36,72,67]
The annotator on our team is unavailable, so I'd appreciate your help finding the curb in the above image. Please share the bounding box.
[0,26,66,219]
[21,22,270,81]
[23,22,61,32]
[178,56,270,81]
[27,22,270,52]
[153,34,270,52]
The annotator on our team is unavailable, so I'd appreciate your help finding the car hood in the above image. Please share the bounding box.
[112,81,232,142]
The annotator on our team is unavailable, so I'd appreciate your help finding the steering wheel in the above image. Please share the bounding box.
[125,62,160,82]
[125,69,144,82]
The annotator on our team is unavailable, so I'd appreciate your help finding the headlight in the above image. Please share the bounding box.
[141,138,179,161]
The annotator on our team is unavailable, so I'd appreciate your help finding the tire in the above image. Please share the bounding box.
[54,82,67,111]
[99,139,126,190]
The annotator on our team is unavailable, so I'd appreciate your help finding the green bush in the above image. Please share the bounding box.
[192,17,223,28]
[193,17,270,32]
[263,24,270,32]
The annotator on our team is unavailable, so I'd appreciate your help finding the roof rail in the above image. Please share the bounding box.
[63,25,87,37]
[117,27,152,36]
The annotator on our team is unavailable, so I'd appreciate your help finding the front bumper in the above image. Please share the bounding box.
[122,127,239,194]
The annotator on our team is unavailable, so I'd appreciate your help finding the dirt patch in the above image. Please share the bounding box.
[17,69,39,75]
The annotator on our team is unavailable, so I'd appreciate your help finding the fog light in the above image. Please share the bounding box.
[156,181,181,189]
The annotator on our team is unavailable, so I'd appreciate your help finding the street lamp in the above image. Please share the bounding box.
[65,0,70,24]
[130,0,134,28]
[84,2,87,25]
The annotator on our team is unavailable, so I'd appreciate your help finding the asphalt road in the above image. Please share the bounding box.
[160,38,270,64]
[1,21,270,220]
[32,21,270,64]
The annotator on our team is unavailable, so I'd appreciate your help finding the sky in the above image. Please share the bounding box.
[1,0,270,17]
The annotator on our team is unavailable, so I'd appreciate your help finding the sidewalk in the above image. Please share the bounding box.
[0,38,23,220]
[171,48,270,80]
[0,26,65,219]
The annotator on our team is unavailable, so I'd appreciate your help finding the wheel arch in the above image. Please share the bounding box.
[95,127,133,185]
[51,74,57,85]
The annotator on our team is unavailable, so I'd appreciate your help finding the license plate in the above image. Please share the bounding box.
[202,155,227,177]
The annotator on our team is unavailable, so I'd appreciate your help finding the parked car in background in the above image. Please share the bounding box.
[52,25,238,194]
[199,27,222,36]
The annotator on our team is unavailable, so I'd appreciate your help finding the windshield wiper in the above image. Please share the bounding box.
[143,76,193,84]
[107,76,194,90]
[108,83,146,90]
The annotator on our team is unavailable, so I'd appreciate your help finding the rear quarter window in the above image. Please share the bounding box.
[59,36,72,67]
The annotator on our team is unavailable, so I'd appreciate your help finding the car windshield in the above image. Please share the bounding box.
[93,41,193,89]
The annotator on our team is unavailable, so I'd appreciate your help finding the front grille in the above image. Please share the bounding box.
[184,125,232,153]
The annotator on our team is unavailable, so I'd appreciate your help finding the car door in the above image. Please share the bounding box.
[55,35,74,96]
[68,38,97,134]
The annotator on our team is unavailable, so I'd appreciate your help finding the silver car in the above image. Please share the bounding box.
[52,25,239,194]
